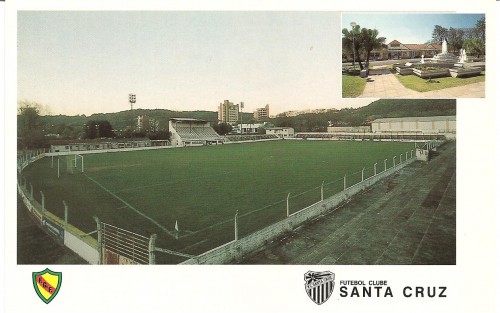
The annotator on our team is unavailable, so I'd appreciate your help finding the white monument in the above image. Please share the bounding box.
[421,55,425,64]
[431,38,458,63]
[458,48,468,63]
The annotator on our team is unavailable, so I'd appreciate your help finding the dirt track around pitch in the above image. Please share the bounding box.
[239,142,456,265]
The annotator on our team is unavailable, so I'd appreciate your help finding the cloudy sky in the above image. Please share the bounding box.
[18,11,374,116]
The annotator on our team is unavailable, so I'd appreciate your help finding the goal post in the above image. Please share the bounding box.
[65,154,84,174]
[76,154,84,173]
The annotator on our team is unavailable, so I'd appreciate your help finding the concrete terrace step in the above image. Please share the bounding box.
[239,142,456,265]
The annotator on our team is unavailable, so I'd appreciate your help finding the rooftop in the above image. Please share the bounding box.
[372,116,456,123]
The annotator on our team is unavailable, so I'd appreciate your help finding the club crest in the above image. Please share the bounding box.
[32,268,62,304]
[304,271,335,305]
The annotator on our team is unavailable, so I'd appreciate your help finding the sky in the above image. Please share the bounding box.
[342,13,484,44]
[18,11,374,116]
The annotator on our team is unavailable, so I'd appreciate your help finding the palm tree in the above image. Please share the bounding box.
[360,28,386,71]
[342,25,362,69]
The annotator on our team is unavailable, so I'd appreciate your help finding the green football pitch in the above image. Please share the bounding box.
[21,140,415,263]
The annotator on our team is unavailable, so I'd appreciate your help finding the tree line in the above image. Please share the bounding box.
[17,101,171,150]
[17,99,456,149]
[431,17,485,57]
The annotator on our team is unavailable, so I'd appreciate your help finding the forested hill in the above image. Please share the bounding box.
[39,99,455,134]
[41,109,219,131]
[273,99,456,132]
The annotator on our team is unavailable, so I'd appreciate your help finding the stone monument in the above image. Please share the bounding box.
[458,49,467,63]
[431,38,458,63]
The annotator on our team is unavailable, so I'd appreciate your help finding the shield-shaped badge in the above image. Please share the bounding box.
[304,271,335,305]
[32,268,62,304]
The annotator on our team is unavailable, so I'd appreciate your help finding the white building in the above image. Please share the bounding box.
[265,127,295,138]
[233,123,265,134]
[371,116,456,136]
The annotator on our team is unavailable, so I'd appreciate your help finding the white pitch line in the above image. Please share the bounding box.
[83,173,176,238]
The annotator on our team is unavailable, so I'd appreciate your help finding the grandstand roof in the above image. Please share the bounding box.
[372,116,456,123]
[170,117,207,123]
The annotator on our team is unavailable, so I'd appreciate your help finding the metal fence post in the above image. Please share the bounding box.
[149,234,157,265]
[400,154,403,163]
[321,181,324,201]
[40,191,45,211]
[344,175,346,190]
[361,168,364,181]
[393,156,396,167]
[374,163,377,176]
[286,193,290,217]
[93,216,103,264]
[384,159,387,171]
[406,152,408,160]
[411,150,413,158]
[63,200,68,227]
[234,210,239,241]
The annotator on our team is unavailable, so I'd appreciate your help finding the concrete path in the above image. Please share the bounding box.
[238,143,456,265]
[359,73,484,98]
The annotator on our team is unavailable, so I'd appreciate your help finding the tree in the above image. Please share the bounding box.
[17,101,46,149]
[213,123,232,135]
[342,24,363,68]
[360,28,386,70]
[447,27,465,53]
[432,25,448,43]
[83,120,115,139]
[463,38,484,58]
[147,130,170,140]
[475,16,485,43]
[463,17,485,58]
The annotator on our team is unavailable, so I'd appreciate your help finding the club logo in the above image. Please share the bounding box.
[304,271,335,305]
[32,268,62,304]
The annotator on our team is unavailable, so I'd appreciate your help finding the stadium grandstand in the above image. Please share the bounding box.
[169,118,225,146]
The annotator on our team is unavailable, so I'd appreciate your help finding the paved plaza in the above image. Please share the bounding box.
[359,73,485,98]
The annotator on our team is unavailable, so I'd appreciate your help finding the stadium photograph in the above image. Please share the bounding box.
[17,99,456,265]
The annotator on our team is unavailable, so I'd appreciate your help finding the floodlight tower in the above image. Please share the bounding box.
[129,93,136,111]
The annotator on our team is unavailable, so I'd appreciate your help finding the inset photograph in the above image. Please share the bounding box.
[342,13,485,98]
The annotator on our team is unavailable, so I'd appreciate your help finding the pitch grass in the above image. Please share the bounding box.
[342,74,366,97]
[21,140,415,263]
[395,71,485,92]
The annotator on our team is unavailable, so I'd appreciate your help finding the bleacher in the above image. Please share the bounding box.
[169,118,226,146]
[174,125,221,140]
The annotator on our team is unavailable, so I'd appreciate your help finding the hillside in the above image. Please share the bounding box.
[273,99,456,132]
[36,99,456,136]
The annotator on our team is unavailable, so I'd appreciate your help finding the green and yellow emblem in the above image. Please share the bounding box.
[32,268,62,304]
